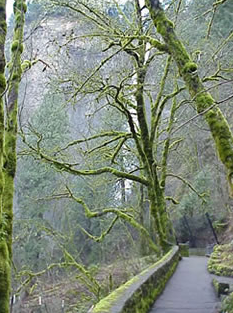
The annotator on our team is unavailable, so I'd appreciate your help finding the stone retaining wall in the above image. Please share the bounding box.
[91,246,180,313]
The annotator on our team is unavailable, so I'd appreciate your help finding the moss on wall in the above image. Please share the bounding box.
[221,292,233,313]
[212,278,229,297]
[92,246,179,313]
[208,244,233,277]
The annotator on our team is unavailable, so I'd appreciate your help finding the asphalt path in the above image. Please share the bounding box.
[150,256,220,313]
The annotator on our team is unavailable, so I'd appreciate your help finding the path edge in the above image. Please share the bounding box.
[91,245,180,313]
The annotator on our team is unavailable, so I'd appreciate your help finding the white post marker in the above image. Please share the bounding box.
[13,295,16,304]
[39,296,42,306]
[62,300,65,308]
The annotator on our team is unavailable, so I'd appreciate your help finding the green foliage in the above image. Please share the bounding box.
[0,241,11,313]
[30,93,69,149]
[221,292,233,313]
[10,2,233,310]
[13,1,27,14]
[0,214,8,241]
[178,166,213,217]
[21,59,31,71]
[0,74,6,91]
[11,40,24,53]
[14,93,70,270]
[209,0,233,37]
[208,243,233,276]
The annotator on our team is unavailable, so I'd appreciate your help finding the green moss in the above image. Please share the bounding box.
[0,241,11,313]
[150,7,174,38]
[6,62,12,69]
[0,74,6,91]
[13,1,27,14]
[18,43,24,53]
[221,292,233,312]
[182,62,198,74]
[92,247,179,313]
[22,3,27,13]
[0,20,6,34]
[21,60,31,71]
[11,40,24,53]
[195,93,214,112]
[204,108,233,181]
[179,243,189,257]
[15,12,22,24]
[11,40,18,52]
[93,273,141,312]
[145,0,233,195]
[11,73,20,81]
[208,244,233,277]
[212,278,229,297]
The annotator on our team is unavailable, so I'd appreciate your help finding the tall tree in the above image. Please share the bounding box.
[0,0,26,312]
[22,0,191,253]
[145,0,233,195]
[15,92,70,271]
[0,1,10,312]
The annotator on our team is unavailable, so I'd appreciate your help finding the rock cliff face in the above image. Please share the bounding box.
[19,15,81,118]
[18,10,120,133]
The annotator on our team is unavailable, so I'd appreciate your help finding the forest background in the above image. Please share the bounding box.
[0,0,233,312]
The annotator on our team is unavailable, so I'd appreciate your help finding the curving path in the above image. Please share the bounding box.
[150,256,220,313]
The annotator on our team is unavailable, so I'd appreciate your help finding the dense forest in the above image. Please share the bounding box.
[0,0,233,312]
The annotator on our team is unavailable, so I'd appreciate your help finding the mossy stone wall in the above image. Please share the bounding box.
[212,278,229,297]
[92,246,179,313]
[208,244,233,277]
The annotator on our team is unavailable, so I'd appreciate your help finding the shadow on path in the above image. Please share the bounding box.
[150,256,220,313]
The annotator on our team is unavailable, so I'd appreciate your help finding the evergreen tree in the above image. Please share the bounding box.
[15,93,70,270]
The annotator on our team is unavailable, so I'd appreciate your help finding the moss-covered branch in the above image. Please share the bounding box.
[145,0,233,195]
[45,155,149,185]
[67,187,161,254]
[166,172,207,200]
[160,89,178,189]
[78,216,119,243]
[150,56,172,145]
[21,134,150,185]
[87,133,132,154]
[17,258,100,298]
[58,131,131,153]
[70,38,134,100]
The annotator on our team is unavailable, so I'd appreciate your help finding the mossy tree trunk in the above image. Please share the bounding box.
[120,1,172,251]
[0,1,26,312]
[22,0,195,256]
[3,0,26,259]
[0,1,11,312]
[135,53,168,249]
[145,0,233,195]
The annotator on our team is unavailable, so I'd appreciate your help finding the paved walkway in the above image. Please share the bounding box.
[150,256,220,313]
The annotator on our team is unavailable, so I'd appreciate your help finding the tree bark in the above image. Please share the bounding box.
[0,1,11,312]
[145,0,233,195]
[0,1,26,312]
[3,0,26,259]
